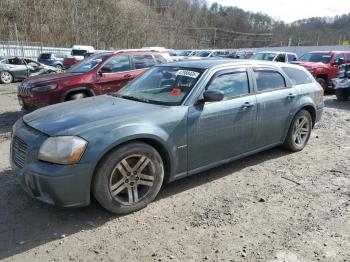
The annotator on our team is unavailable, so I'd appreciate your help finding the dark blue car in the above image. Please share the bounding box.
[38,53,67,70]
[11,59,324,214]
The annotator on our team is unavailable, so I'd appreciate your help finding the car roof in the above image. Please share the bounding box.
[159,58,307,70]
[308,50,350,54]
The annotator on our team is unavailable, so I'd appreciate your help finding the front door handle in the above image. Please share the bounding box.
[287,93,297,99]
[241,102,254,109]
[124,74,132,78]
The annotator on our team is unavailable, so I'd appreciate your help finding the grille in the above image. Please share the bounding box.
[12,136,28,168]
[17,83,30,96]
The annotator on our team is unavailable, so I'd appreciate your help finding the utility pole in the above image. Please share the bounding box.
[14,23,19,56]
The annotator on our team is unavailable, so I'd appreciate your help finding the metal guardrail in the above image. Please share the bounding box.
[0,41,71,60]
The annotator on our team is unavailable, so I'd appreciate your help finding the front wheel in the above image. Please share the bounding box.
[316,78,327,91]
[283,110,312,152]
[93,142,164,214]
[335,89,350,101]
[0,71,14,84]
[67,92,88,101]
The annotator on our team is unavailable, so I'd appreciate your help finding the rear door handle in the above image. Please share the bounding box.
[287,93,297,99]
[124,74,132,78]
[241,102,254,108]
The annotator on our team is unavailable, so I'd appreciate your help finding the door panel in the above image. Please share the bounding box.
[95,55,132,94]
[253,67,298,147]
[187,69,257,171]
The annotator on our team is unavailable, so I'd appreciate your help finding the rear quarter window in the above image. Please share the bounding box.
[282,67,313,85]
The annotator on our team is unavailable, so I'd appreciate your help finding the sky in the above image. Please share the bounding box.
[207,0,350,23]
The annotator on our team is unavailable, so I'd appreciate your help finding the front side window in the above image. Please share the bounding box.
[275,54,286,62]
[133,54,155,69]
[334,53,345,65]
[207,71,249,99]
[254,68,286,91]
[282,67,313,85]
[103,55,131,73]
[117,66,204,105]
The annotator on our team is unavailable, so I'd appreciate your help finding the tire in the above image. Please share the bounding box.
[55,64,63,72]
[67,92,88,101]
[92,142,164,214]
[316,78,327,91]
[283,110,312,152]
[0,71,14,84]
[335,89,350,101]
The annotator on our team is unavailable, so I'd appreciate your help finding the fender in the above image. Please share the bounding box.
[63,87,96,101]
[81,123,179,183]
[281,95,316,141]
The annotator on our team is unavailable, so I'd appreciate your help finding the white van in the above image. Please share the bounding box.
[71,45,95,60]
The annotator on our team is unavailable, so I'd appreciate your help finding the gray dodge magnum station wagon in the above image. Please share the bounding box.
[11,59,324,214]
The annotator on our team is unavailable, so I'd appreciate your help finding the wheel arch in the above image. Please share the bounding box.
[91,136,173,187]
[63,87,95,101]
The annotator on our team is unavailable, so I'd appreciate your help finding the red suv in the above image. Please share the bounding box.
[17,51,169,110]
[295,51,350,90]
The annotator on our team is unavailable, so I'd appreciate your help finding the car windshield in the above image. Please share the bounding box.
[299,53,332,63]
[193,51,211,57]
[117,66,204,106]
[250,52,277,61]
[68,53,109,73]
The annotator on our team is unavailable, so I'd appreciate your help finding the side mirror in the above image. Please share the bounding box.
[203,89,224,102]
[98,66,112,76]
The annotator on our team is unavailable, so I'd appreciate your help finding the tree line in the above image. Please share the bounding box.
[0,0,349,49]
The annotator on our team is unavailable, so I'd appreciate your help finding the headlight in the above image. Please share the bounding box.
[31,83,57,94]
[38,136,87,165]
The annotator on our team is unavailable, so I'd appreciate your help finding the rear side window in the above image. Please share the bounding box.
[153,54,167,64]
[207,71,249,98]
[254,68,286,91]
[287,54,297,62]
[282,67,313,85]
[133,54,155,69]
[39,53,51,59]
[103,55,131,72]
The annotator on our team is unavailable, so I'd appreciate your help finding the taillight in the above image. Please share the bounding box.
[316,82,324,96]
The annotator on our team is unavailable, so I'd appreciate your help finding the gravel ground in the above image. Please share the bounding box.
[0,83,349,262]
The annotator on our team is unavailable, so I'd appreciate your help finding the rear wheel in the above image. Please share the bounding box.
[283,110,312,152]
[67,92,88,101]
[93,142,164,214]
[335,89,350,101]
[0,71,14,84]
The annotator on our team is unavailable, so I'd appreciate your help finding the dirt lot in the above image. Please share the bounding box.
[0,83,349,262]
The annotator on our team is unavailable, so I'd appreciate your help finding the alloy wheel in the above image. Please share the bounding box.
[292,116,310,147]
[0,72,13,84]
[109,154,155,205]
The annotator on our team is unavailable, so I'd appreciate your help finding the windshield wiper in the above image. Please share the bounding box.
[116,94,150,103]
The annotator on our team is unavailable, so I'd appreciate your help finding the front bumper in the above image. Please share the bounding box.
[10,119,94,208]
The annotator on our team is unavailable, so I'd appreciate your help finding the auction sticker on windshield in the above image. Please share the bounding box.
[176,70,200,78]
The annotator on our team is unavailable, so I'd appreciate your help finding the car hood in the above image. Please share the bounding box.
[23,95,171,136]
[292,61,327,68]
[24,72,80,84]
